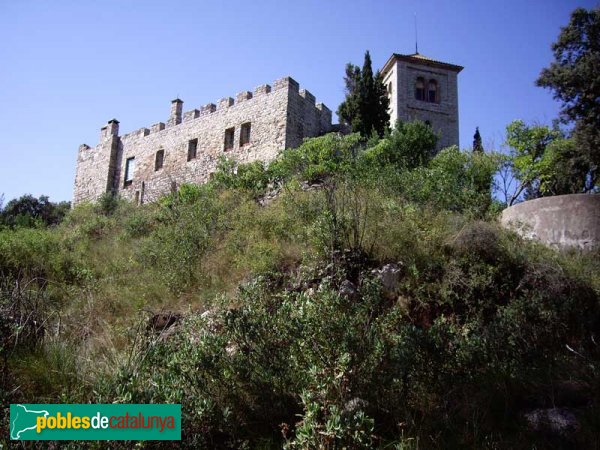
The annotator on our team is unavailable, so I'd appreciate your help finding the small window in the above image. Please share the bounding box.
[155,149,164,171]
[428,79,438,103]
[188,138,198,161]
[240,122,251,146]
[415,77,425,101]
[124,157,135,185]
[224,127,235,151]
[388,82,392,95]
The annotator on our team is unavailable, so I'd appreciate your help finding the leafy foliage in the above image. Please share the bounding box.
[337,51,390,137]
[92,219,600,448]
[536,6,600,188]
[361,120,438,171]
[211,157,271,197]
[1,123,598,449]
[502,120,588,204]
[270,132,364,183]
[0,194,70,228]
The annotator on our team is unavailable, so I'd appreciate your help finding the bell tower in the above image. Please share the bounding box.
[381,53,463,150]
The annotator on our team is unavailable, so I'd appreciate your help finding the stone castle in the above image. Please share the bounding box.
[73,53,462,205]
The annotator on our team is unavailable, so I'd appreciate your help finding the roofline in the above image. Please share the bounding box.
[381,53,464,76]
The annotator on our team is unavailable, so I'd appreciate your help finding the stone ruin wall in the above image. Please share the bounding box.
[73,76,332,205]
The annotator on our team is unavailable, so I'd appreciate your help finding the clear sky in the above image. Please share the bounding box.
[0,0,595,203]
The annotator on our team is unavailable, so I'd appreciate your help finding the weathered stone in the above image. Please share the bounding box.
[200,309,221,333]
[147,311,181,332]
[373,263,403,298]
[343,398,368,417]
[75,53,465,204]
[225,342,238,356]
[74,76,332,205]
[338,280,358,299]
[524,408,580,436]
[381,53,462,150]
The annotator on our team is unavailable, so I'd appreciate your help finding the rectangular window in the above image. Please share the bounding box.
[187,138,198,161]
[124,157,135,185]
[155,149,164,171]
[240,122,251,146]
[224,127,235,151]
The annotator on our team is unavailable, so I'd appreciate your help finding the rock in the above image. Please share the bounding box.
[200,309,221,333]
[338,280,358,299]
[225,342,238,356]
[147,311,181,333]
[373,263,403,298]
[524,408,580,436]
[343,398,368,417]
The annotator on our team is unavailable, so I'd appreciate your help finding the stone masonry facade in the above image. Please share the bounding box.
[74,53,462,204]
[381,53,463,150]
[74,76,332,205]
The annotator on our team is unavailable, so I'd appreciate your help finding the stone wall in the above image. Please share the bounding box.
[73,76,332,205]
[382,58,460,150]
[500,194,600,250]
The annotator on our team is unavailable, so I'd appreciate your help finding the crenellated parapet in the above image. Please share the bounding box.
[74,76,332,205]
[98,77,330,141]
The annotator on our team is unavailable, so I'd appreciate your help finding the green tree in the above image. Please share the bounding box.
[337,51,390,137]
[0,194,70,228]
[361,120,438,171]
[473,127,483,153]
[502,120,587,205]
[536,6,600,189]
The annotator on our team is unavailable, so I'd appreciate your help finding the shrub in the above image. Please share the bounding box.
[397,146,499,216]
[361,120,438,171]
[270,133,364,183]
[212,158,271,196]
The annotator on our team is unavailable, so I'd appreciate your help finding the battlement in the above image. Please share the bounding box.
[74,75,332,205]
[94,76,329,142]
[299,88,316,104]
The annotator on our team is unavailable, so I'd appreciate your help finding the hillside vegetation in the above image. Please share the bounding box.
[1,125,600,449]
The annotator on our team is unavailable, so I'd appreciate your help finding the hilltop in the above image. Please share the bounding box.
[1,127,600,449]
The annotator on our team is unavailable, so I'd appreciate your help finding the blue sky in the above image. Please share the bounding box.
[0,0,595,202]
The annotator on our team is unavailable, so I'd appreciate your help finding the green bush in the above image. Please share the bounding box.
[361,120,438,171]
[270,133,364,183]
[212,158,271,197]
[89,223,600,448]
[395,146,499,216]
[4,122,599,449]
[138,187,225,293]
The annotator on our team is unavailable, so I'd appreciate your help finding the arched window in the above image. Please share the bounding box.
[428,79,438,103]
[155,149,164,171]
[415,77,425,101]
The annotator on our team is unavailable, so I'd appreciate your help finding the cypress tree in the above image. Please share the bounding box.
[337,51,390,137]
[473,127,483,152]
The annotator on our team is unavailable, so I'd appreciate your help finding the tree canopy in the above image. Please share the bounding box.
[337,51,390,138]
[536,6,600,189]
[501,120,590,205]
[0,194,70,228]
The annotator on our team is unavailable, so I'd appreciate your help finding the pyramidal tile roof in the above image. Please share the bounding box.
[382,52,463,75]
